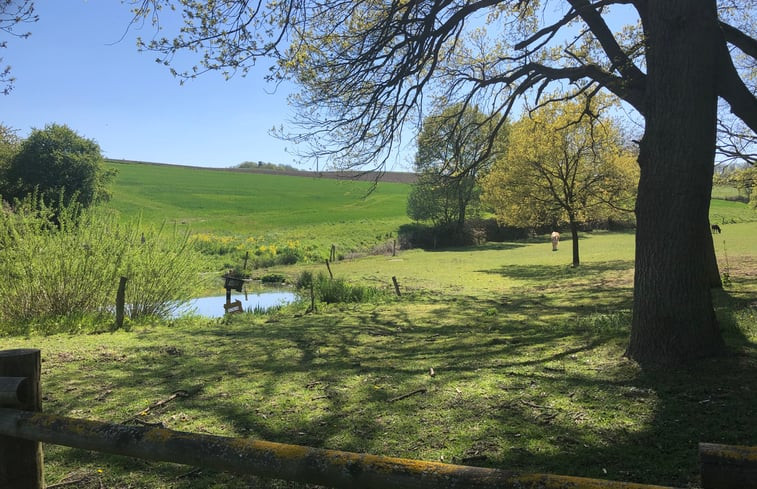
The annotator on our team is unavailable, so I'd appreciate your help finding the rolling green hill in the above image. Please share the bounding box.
[107,160,411,232]
[105,160,413,263]
[710,197,757,224]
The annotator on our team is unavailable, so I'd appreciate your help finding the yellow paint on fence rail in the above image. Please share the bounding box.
[0,407,682,489]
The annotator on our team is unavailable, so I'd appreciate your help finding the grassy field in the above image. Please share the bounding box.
[105,162,755,271]
[4,218,756,488]
[711,184,749,201]
[107,161,411,256]
[3,165,756,488]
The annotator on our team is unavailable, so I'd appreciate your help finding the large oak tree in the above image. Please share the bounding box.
[129,0,757,367]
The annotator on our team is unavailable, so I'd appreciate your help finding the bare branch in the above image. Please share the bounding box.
[717,39,757,134]
[0,0,38,94]
[720,21,757,60]
[567,0,645,83]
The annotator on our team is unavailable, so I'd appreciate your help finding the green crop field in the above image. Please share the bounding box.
[105,160,414,268]
[107,160,411,234]
[108,161,755,236]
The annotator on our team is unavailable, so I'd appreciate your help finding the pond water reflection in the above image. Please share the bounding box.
[175,290,298,318]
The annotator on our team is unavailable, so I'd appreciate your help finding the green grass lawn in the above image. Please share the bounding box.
[710,198,757,225]
[4,220,756,489]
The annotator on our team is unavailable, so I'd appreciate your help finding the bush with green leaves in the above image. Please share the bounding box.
[295,271,383,304]
[2,123,116,211]
[0,196,203,334]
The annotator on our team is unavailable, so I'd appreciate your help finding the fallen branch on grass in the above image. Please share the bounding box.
[47,476,91,489]
[388,388,427,403]
[123,389,190,424]
[519,399,553,410]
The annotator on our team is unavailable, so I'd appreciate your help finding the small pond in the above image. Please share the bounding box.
[175,290,298,318]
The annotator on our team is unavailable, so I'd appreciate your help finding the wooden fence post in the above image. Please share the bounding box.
[115,276,128,330]
[700,442,757,489]
[325,259,334,279]
[392,276,401,297]
[0,349,43,489]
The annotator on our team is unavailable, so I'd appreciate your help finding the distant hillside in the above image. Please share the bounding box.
[106,158,417,184]
[104,159,412,241]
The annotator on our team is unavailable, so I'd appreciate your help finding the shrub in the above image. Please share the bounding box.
[0,196,203,334]
[121,223,202,319]
[295,270,315,289]
[261,273,286,284]
[3,123,116,211]
[294,271,383,304]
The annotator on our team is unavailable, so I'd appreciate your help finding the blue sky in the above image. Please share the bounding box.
[2,2,641,171]
[2,1,299,169]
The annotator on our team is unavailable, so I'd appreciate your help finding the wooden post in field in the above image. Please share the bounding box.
[115,276,128,330]
[392,276,401,297]
[308,282,316,314]
[0,349,43,489]
[392,239,396,257]
[330,244,336,262]
[325,259,334,279]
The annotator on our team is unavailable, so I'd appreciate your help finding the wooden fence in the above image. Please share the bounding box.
[1,349,755,489]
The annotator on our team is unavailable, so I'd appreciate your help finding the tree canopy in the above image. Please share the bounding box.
[0,122,19,166]
[2,123,116,210]
[126,1,757,366]
[482,96,637,266]
[408,103,497,234]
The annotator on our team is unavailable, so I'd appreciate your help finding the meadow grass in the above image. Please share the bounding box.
[106,161,413,271]
[4,219,756,489]
[107,161,410,240]
[711,185,749,201]
[710,197,757,224]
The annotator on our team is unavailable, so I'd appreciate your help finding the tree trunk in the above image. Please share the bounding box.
[706,220,722,289]
[569,217,580,267]
[626,0,724,367]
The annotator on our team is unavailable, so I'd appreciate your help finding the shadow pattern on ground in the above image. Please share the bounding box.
[29,269,757,489]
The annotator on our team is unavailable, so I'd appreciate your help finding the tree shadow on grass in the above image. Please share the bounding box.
[425,242,528,252]
[481,260,634,283]
[471,286,757,487]
[33,277,756,489]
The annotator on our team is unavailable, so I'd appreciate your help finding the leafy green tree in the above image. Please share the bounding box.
[130,1,757,367]
[0,122,19,168]
[718,164,757,206]
[482,96,637,267]
[4,123,116,210]
[408,104,497,235]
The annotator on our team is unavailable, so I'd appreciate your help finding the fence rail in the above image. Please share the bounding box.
[0,349,755,489]
[0,407,678,489]
[700,442,757,489]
